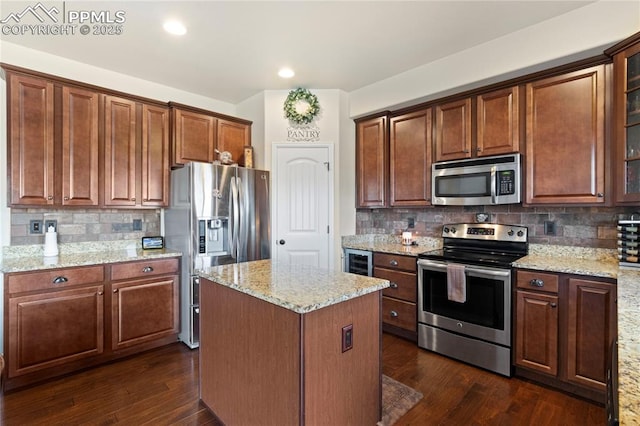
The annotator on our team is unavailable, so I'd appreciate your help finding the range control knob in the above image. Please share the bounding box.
[507,229,514,236]
[517,230,524,237]
[443,227,450,234]
[450,227,457,234]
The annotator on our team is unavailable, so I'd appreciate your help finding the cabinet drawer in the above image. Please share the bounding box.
[517,270,559,293]
[374,253,416,272]
[374,268,416,302]
[111,258,179,281]
[7,265,105,294]
[382,297,416,332]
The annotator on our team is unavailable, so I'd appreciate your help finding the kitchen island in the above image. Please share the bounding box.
[197,260,390,426]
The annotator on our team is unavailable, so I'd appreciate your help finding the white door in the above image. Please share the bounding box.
[272,144,333,269]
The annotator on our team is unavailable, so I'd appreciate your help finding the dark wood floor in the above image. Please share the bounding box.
[0,333,604,425]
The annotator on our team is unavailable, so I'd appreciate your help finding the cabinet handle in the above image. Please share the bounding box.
[64,196,69,201]
[97,291,104,296]
[52,276,68,284]
[47,195,53,200]
[131,197,136,201]
[477,147,482,152]
[390,260,398,266]
[550,302,557,308]
[597,193,604,198]
[529,279,544,287]
[463,149,470,153]
[390,310,399,318]
[389,282,398,289]
[142,266,154,273]
[113,289,119,293]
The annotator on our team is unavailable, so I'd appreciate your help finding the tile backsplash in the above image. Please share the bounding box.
[356,205,640,249]
[10,208,161,245]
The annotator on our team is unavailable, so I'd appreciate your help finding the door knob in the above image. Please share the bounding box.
[278,239,286,245]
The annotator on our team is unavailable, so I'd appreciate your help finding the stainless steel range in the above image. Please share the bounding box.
[417,223,528,377]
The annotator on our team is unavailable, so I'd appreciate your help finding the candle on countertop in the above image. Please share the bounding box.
[402,231,412,246]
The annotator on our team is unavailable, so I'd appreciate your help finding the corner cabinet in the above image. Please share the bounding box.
[608,33,640,204]
[514,269,616,403]
[389,109,432,206]
[524,65,606,205]
[356,114,388,208]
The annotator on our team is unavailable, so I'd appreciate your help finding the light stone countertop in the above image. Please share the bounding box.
[0,241,181,273]
[197,259,390,314]
[341,234,441,257]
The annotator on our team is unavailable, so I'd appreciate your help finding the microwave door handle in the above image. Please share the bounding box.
[490,167,497,204]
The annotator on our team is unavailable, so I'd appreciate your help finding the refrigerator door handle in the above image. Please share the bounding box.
[237,177,247,261]
[230,176,239,259]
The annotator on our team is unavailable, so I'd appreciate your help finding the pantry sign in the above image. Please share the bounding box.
[1,2,126,36]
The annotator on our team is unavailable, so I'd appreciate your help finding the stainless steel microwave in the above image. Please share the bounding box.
[432,153,521,206]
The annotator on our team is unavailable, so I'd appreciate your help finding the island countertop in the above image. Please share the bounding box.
[197,259,390,314]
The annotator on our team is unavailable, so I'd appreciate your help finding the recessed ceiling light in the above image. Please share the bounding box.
[163,20,187,36]
[278,68,295,79]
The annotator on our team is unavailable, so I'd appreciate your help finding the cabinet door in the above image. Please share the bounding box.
[566,277,616,391]
[172,108,216,165]
[7,285,104,378]
[8,73,55,206]
[217,118,250,166]
[356,115,388,208]
[613,42,640,203]
[389,109,432,206]
[104,95,138,206]
[525,66,606,204]
[62,86,100,206]
[515,290,559,376]
[141,104,170,207]
[476,87,520,157]
[111,276,179,351]
[435,98,472,162]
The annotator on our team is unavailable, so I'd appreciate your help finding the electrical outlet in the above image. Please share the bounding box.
[407,217,415,229]
[133,219,143,231]
[544,220,556,236]
[29,220,43,234]
[341,324,353,352]
[45,220,57,232]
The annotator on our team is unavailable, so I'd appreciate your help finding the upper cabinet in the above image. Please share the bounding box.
[434,98,472,162]
[525,65,606,205]
[170,103,252,168]
[389,109,432,207]
[141,105,171,207]
[608,33,640,204]
[476,86,521,157]
[356,114,388,208]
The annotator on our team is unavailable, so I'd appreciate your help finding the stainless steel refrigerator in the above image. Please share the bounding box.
[164,162,270,348]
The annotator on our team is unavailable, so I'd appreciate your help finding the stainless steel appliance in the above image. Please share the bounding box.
[164,162,270,348]
[343,248,373,276]
[432,153,521,206]
[417,223,528,376]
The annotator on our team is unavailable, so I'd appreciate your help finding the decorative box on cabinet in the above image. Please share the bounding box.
[373,252,417,342]
[514,269,616,403]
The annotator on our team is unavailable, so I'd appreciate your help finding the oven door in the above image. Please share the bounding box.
[417,258,512,347]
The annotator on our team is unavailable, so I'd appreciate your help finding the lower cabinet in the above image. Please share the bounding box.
[514,269,616,402]
[4,257,180,390]
[373,252,417,342]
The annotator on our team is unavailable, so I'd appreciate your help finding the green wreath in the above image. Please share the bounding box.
[284,88,320,125]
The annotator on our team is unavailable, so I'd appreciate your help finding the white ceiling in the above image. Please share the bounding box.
[0,1,596,104]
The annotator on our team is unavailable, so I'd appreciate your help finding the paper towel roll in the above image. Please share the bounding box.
[43,226,59,257]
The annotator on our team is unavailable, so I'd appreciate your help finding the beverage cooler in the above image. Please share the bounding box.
[617,218,640,267]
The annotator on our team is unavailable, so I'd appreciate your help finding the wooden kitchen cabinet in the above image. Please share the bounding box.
[476,86,521,157]
[104,95,170,207]
[374,252,417,342]
[356,114,389,208]
[217,117,251,166]
[514,269,616,402]
[7,72,55,206]
[110,258,179,351]
[607,33,640,204]
[389,108,432,206]
[434,98,472,162]
[525,65,606,205]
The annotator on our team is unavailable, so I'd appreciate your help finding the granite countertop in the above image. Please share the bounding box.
[342,234,639,424]
[0,241,181,273]
[197,259,390,314]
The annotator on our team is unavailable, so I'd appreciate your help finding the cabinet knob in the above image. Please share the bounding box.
[390,260,398,266]
[64,196,69,201]
[53,276,68,284]
[142,266,154,273]
[390,310,399,318]
[463,149,470,153]
[389,282,398,289]
[529,279,544,287]
[550,302,557,308]
[476,147,482,152]
[47,195,53,200]
[130,197,136,201]
[113,289,119,293]
[97,291,104,296]
[597,193,604,198]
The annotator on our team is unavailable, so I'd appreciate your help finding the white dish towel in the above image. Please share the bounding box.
[447,263,467,303]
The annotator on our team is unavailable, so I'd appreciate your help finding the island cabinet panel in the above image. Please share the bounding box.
[356,114,388,208]
[525,65,606,205]
[389,109,432,206]
[434,98,472,162]
[7,73,55,206]
[200,279,382,426]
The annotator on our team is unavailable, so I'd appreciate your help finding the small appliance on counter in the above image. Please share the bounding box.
[617,216,640,268]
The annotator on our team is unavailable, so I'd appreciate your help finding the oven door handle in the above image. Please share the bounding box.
[418,259,511,279]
